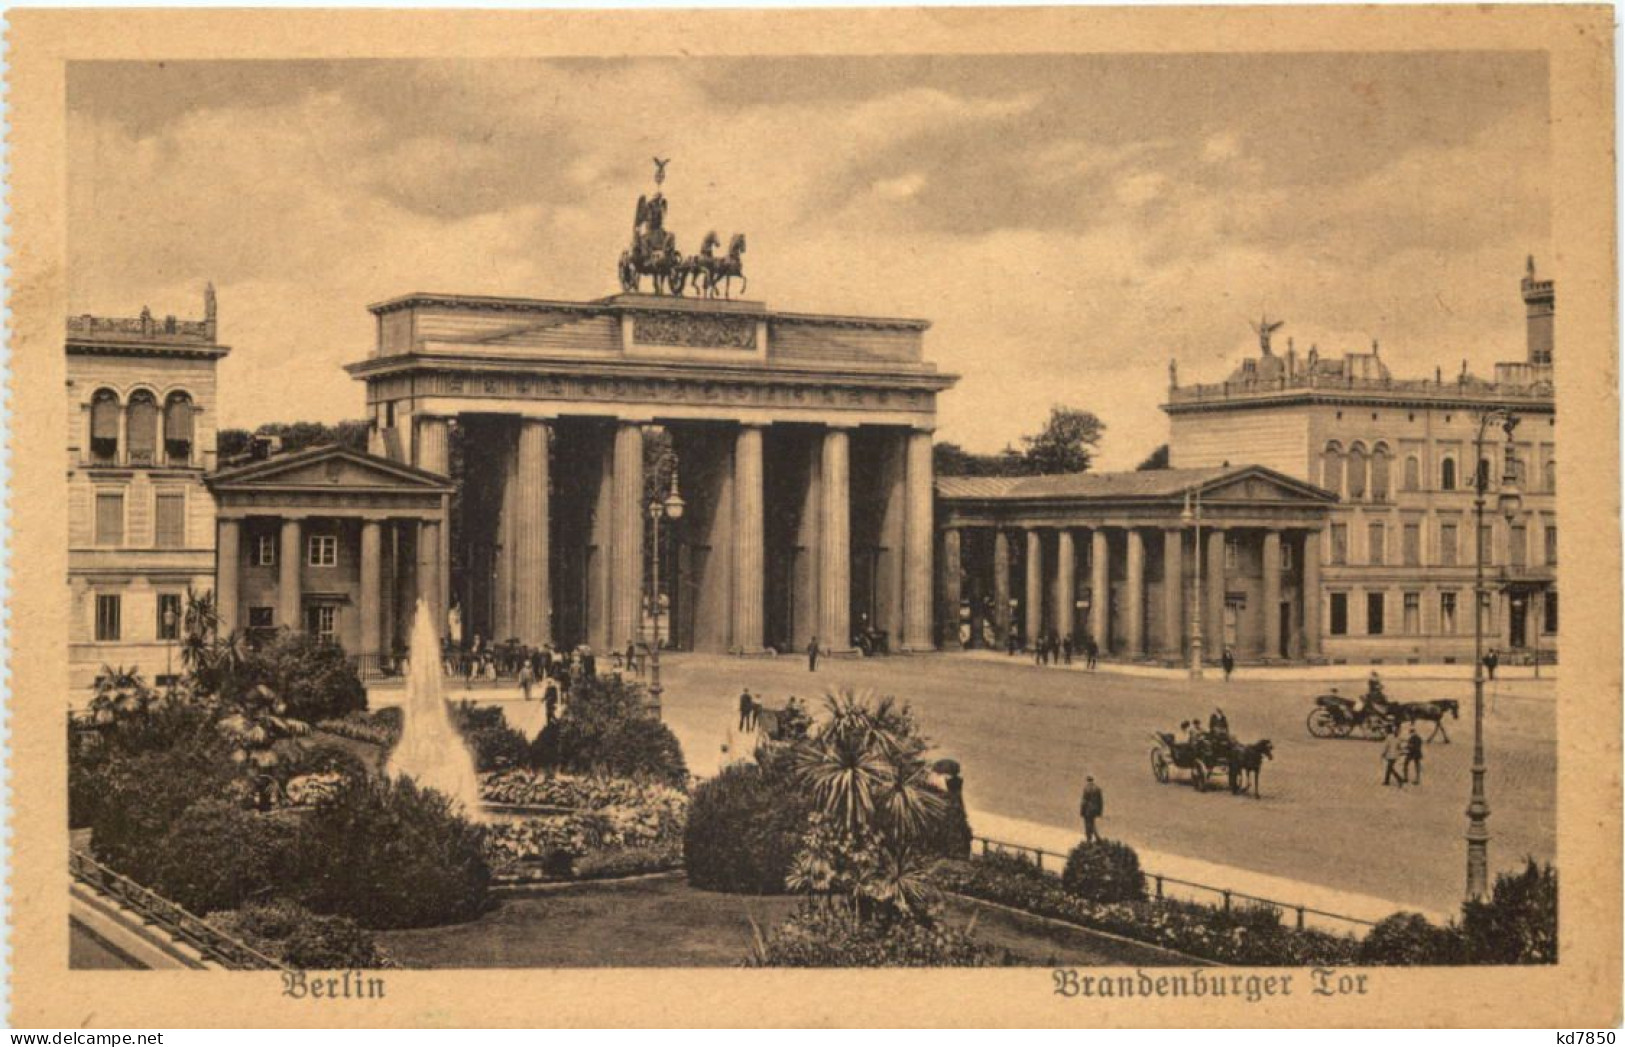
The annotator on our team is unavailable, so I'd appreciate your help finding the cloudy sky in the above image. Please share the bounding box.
[67,52,1550,470]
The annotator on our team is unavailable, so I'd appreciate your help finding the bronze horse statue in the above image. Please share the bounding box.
[699,233,747,300]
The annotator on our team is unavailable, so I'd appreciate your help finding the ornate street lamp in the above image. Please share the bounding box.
[1467,408,1521,900]
[646,466,685,718]
[1182,488,1204,680]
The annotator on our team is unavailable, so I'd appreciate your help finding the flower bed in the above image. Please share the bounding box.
[316,708,402,750]
[479,770,688,881]
[933,852,1361,967]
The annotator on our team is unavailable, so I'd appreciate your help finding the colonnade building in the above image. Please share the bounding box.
[338,292,956,660]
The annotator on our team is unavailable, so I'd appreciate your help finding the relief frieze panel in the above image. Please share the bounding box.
[419,371,930,412]
[632,313,758,350]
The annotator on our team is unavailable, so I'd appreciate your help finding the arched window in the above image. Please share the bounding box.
[1370,445,1391,502]
[1346,444,1367,501]
[126,390,159,466]
[164,391,195,466]
[1477,457,1493,492]
[1545,459,1556,493]
[1321,442,1343,496]
[1441,457,1457,491]
[89,389,120,464]
[1403,455,1421,492]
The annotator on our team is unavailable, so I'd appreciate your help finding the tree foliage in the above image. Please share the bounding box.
[934,406,1106,478]
[1136,444,1171,471]
[217,420,370,460]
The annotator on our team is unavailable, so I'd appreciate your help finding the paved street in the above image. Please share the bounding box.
[652,651,1555,920]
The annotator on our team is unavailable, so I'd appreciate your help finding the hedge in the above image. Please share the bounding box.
[684,757,813,894]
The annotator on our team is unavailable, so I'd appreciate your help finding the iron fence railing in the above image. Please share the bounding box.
[69,849,290,971]
[970,834,1376,936]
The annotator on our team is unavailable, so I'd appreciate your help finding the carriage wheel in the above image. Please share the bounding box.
[669,268,687,296]
[1150,748,1170,783]
[1192,760,1208,792]
[1307,708,1336,739]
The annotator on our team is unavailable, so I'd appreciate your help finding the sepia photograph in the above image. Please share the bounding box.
[4,4,1619,1029]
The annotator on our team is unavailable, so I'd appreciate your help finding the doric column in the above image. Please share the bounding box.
[1301,530,1322,657]
[1206,528,1227,658]
[940,527,963,650]
[419,519,443,636]
[1125,528,1145,656]
[513,418,553,647]
[733,424,766,653]
[379,522,396,655]
[1024,529,1043,646]
[415,416,450,475]
[1054,528,1075,643]
[278,518,302,632]
[818,426,852,652]
[493,429,517,641]
[1090,528,1109,653]
[1162,527,1183,657]
[611,421,646,651]
[216,518,241,636]
[360,519,382,658]
[902,429,936,651]
[992,529,1012,647]
[1262,529,1282,660]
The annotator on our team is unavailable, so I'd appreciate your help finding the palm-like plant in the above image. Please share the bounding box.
[216,683,311,808]
[87,665,154,728]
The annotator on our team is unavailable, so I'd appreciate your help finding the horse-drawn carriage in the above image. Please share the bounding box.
[1306,692,1460,742]
[1149,731,1274,797]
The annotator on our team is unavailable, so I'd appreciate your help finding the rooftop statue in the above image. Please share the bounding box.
[616,158,748,299]
[1250,314,1286,354]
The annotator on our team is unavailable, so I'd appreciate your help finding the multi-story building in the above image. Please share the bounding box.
[1164,260,1557,664]
[67,288,228,693]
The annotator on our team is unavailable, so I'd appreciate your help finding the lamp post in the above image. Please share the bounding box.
[1182,489,1204,679]
[646,466,685,718]
[1467,407,1522,900]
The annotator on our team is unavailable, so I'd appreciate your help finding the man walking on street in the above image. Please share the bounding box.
[1221,647,1235,683]
[1484,647,1500,681]
[1403,725,1424,785]
[807,636,820,672]
[1382,726,1406,788]
[518,661,535,702]
[739,688,755,732]
[1079,775,1105,843]
[1084,636,1098,671]
[1062,635,1074,665]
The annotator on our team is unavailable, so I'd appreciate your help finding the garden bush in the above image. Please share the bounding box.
[529,675,687,786]
[450,702,530,773]
[317,708,402,750]
[147,799,302,914]
[279,740,374,783]
[922,783,973,860]
[745,907,1001,967]
[208,899,384,969]
[1460,859,1558,964]
[241,630,367,723]
[572,841,684,880]
[90,744,240,885]
[1061,838,1146,904]
[684,756,812,894]
[1359,912,1464,966]
[292,775,491,929]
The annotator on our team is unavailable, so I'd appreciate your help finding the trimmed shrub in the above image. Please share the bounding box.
[1461,859,1558,964]
[529,675,687,786]
[450,702,530,773]
[746,907,1001,967]
[241,630,366,723]
[291,775,491,929]
[573,841,683,880]
[208,900,384,969]
[684,757,812,894]
[1359,912,1464,966]
[1061,839,1146,904]
[90,744,240,885]
[148,800,302,914]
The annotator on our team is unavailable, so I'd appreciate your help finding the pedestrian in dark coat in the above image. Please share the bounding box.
[738,688,755,731]
[807,636,820,672]
[1084,636,1098,671]
[1080,776,1105,843]
[1062,635,1074,665]
[1221,647,1236,683]
[543,679,559,725]
[1403,725,1424,785]
[1484,647,1500,681]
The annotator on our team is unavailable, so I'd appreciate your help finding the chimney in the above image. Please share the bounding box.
[1522,255,1554,366]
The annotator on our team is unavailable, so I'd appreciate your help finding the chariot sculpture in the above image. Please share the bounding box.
[617,159,748,299]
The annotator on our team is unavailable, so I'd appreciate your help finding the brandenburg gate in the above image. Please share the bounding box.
[345,291,957,657]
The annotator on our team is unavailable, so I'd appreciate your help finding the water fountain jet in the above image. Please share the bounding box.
[387,598,485,820]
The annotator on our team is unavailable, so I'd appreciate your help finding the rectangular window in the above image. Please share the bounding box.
[1545,526,1558,567]
[1403,592,1420,635]
[154,491,186,548]
[1367,522,1386,566]
[156,593,182,640]
[1403,523,1421,567]
[1544,591,1558,634]
[1280,542,1293,572]
[95,594,121,642]
[1440,592,1458,635]
[1478,524,1495,566]
[1439,522,1458,567]
[1224,538,1239,571]
[1331,524,1348,566]
[1509,525,1527,568]
[254,534,277,567]
[306,604,338,639]
[1367,592,1385,635]
[1478,591,1493,634]
[307,534,338,568]
[1329,593,1349,636]
[94,492,125,546]
[248,606,275,629]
